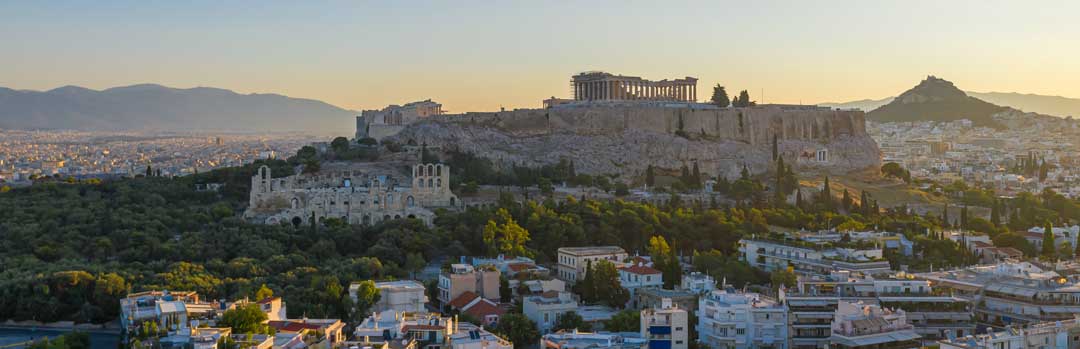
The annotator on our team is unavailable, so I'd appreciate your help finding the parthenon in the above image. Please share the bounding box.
[572,71,698,102]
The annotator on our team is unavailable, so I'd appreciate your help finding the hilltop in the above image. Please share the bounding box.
[0,84,356,135]
[866,76,1007,127]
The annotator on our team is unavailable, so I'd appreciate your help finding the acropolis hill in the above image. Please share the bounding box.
[376,72,881,181]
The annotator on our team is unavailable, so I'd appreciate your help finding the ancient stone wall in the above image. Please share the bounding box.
[394,105,879,181]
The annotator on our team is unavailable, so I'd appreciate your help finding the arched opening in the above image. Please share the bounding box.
[436,165,442,176]
[407,196,415,207]
[450,197,456,207]
[362,215,371,225]
[291,216,302,227]
[383,215,391,221]
[291,198,300,209]
[427,164,434,177]
[394,215,401,219]
[387,194,394,204]
[407,214,416,219]
[418,180,424,188]
[427,178,433,188]
[436,178,442,187]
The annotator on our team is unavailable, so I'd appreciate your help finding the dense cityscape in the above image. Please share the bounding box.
[4,2,1080,349]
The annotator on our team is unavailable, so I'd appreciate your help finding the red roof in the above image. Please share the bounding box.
[268,321,321,332]
[448,291,479,309]
[463,299,505,319]
[618,264,661,275]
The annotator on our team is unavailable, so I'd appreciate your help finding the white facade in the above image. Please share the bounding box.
[524,292,580,334]
[556,246,628,284]
[350,280,428,314]
[697,291,788,349]
[641,298,689,349]
[740,238,891,277]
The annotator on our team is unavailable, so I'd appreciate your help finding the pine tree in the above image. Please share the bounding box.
[710,84,730,107]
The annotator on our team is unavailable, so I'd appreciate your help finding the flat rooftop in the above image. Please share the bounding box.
[558,246,626,256]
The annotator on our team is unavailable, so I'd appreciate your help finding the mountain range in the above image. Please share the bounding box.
[819,86,1080,119]
[0,84,357,135]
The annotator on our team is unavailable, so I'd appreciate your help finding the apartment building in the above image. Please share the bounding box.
[640,298,689,349]
[740,238,892,277]
[556,246,628,284]
[829,301,921,349]
[437,264,500,307]
[697,290,788,349]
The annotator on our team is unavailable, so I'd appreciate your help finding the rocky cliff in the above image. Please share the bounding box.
[389,104,881,181]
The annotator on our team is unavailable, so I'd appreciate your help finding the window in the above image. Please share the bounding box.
[736,329,745,335]
[675,327,683,331]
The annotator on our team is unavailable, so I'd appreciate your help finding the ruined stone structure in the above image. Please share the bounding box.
[244,162,458,226]
[388,103,880,181]
[355,99,443,141]
[572,71,698,102]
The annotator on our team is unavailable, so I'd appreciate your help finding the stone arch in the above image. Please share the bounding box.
[418,180,424,188]
[407,196,415,207]
[436,178,442,187]
[383,214,391,221]
[427,178,433,188]
[407,214,416,219]
[291,216,302,227]
[427,164,435,177]
[387,193,394,205]
[418,165,425,177]
[259,165,269,180]
[436,165,442,176]
[290,198,300,209]
[394,215,401,219]
[362,215,371,225]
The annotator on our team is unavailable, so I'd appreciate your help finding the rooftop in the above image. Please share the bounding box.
[558,246,626,256]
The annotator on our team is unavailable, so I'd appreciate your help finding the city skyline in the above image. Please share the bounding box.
[3,1,1078,113]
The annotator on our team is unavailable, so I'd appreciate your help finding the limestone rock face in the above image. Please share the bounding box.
[389,104,881,181]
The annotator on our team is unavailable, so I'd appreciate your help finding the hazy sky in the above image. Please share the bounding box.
[2,1,1078,112]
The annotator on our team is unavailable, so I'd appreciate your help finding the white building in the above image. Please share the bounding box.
[829,301,921,349]
[540,330,648,348]
[740,237,891,277]
[937,316,1080,349]
[524,291,580,334]
[697,290,787,349]
[449,322,514,349]
[350,280,428,314]
[640,298,689,349]
[556,246,628,284]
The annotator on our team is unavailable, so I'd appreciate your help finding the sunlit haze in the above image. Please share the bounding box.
[3,1,1078,112]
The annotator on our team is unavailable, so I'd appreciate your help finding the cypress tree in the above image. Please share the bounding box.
[960,206,968,230]
[772,135,779,161]
[842,189,852,212]
[795,189,803,209]
[943,204,950,228]
[1042,221,1057,261]
[991,199,1001,227]
[645,165,655,188]
[692,161,701,188]
[821,177,832,212]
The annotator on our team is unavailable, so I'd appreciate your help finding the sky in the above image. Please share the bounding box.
[2,1,1078,112]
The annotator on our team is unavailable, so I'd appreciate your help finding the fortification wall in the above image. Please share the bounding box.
[395,104,879,181]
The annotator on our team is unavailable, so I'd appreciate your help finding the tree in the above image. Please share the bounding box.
[772,136,779,161]
[553,311,592,332]
[331,137,350,154]
[482,208,531,257]
[1042,221,1057,260]
[145,165,153,177]
[614,183,630,197]
[538,178,554,195]
[604,310,640,332]
[821,177,833,212]
[578,260,629,308]
[881,162,911,183]
[710,85,730,107]
[350,280,382,319]
[405,252,426,279]
[254,284,273,301]
[841,189,852,212]
[960,206,969,230]
[357,137,378,146]
[691,162,702,188]
[991,199,1002,227]
[770,268,797,290]
[219,304,270,334]
[495,313,539,347]
[943,204,951,228]
[733,90,755,107]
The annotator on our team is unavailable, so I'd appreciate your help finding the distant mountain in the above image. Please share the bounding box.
[966,91,1080,119]
[865,76,1007,127]
[817,97,894,112]
[0,84,356,135]
[820,88,1080,119]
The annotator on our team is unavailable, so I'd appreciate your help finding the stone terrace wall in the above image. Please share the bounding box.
[394,104,879,181]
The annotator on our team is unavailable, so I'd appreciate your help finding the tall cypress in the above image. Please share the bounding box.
[1042,221,1057,261]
